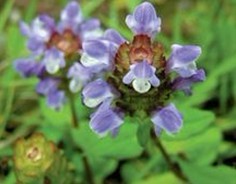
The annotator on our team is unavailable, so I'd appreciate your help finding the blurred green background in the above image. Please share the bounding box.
[0,0,236,183]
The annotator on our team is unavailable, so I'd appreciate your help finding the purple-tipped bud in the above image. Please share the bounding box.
[166,44,202,77]
[123,60,160,93]
[125,2,161,38]
[90,100,124,136]
[151,103,183,135]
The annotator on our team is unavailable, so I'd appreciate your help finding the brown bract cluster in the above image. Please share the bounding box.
[115,35,166,74]
[47,29,82,56]
[108,35,172,114]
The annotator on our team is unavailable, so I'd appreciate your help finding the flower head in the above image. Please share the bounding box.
[14,1,102,109]
[80,2,205,136]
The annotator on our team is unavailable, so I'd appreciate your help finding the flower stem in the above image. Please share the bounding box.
[68,94,94,184]
[151,131,188,182]
[82,155,95,184]
[68,94,78,128]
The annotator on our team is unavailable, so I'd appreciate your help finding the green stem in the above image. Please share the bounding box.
[151,131,188,182]
[68,94,94,184]
[68,94,78,128]
[82,155,95,184]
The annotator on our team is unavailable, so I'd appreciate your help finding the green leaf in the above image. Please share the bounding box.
[40,99,71,127]
[81,0,105,17]
[2,172,16,184]
[72,155,117,183]
[135,172,181,184]
[71,122,143,160]
[24,0,38,21]
[179,161,236,184]
[127,0,142,12]
[0,0,14,33]
[121,155,164,183]
[39,99,71,142]
[162,127,222,165]
[6,25,26,59]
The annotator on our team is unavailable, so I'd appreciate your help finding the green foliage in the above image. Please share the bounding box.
[0,0,15,33]
[179,160,236,184]
[71,121,143,160]
[72,155,117,183]
[163,127,222,165]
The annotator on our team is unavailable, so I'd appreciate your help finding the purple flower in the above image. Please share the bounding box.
[20,15,55,41]
[78,18,102,41]
[172,69,206,95]
[19,1,102,75]
[58,2,102,41]
[42,47,65,74]
[67,63,93,93]
[20,14,55,54]
[60,1,83,29]
[80,39,114,72]
[82,79,115,108]
[14,58,45,77]
[123,60,160,93]
[125,2,161,38]
[104,29,126,46]
[90,100,124,136]
[15,1,103,110]
[47,90,65,110]
[166,44,202,77]
[36,78,59,95]
[151,103,183,135]
[36,78,65,109]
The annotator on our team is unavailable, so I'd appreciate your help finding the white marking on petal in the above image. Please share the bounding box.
[84,97,104,108]
[45,61,60,74]
[83,89,114,108]
[32,18,50,41]
[80,53,100,67]
[132,78,151,93]
[69,79,82,93]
